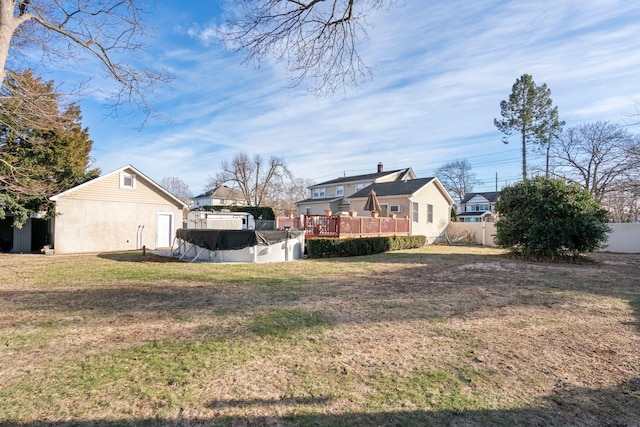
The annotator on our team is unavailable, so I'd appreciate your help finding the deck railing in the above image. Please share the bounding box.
[276,215,410,238]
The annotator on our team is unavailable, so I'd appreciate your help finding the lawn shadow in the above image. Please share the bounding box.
[97,251,182,263]
[4,250,639,337]
[2,378,638,426]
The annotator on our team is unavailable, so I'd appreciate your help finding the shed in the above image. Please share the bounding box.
[48,165,187,254]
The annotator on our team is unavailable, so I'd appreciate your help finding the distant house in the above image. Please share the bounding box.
[295,163,455,242]
[296,163,415,216]
[192,186,248,208]
[15,164,188,254]
[457,192,499,222]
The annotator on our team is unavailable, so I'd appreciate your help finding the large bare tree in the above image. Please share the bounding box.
[222,0,396,95]
[601,179,640,222]
[265,176,316,216]
[159,176,193,206]
[435,159,482,205]
[0,0,169,116]
[550,121,640,202]
[209,152,292,208]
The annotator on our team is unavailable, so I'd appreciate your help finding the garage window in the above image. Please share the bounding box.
[120,172,136,189]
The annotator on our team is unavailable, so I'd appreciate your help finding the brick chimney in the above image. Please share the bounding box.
[377,162,383,173]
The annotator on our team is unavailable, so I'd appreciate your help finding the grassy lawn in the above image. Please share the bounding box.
[0,246,638,426]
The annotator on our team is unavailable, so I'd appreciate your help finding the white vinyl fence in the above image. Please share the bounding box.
[447,222,640,253]
[603,223,640,253]
[446,222,497,247]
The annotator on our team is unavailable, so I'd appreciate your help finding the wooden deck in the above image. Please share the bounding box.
[276,215,410,238]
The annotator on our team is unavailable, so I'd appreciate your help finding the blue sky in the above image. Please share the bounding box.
[61,1,640,194]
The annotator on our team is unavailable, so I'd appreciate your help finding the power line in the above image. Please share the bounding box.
[315,148,524,181]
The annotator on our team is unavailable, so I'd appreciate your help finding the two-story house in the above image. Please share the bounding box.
[192,185,249,208]
[457,192,499,222]
[295,163,455,242]
[296,163,415,216]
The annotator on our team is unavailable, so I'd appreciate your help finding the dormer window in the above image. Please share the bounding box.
[355,182,370,191]
[120,172,136,189]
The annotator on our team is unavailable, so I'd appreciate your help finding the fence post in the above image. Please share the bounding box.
[482,221,486,246]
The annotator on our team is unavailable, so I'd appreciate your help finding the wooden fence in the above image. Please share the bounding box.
[276,215,410,238]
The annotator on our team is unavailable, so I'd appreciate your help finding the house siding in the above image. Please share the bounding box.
[51,167,185,254]
[350,195,410,218]
[299,200,341,216]
[53,199,182,253]
[409,184,451,243]
[61,171,172,206]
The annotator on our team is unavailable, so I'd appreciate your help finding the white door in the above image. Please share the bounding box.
[156,213,173,248]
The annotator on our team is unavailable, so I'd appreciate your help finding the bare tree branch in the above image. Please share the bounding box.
[550,121,640,202]
[222,0,394,95]
[159,176,193,205]
[209,152,292,207]
[435,159,482,205]
[0,0,171,119]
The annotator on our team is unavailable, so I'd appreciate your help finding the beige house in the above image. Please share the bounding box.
[295,163,454,242]
[192,185,249,208]
[348,177,454,242]
[49,165,187,254]
[296,163,416,216]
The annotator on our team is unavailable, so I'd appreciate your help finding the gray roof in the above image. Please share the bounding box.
[313,168,411,187]
[194,185,245,201]
[461,191,500,203]
[348,177,436,199]
[457,211,491,217]
[295,196,342,205]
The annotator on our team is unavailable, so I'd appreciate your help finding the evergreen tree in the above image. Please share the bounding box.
[0,70,99,226]
[494,74,564,180]
[495,177,610,259]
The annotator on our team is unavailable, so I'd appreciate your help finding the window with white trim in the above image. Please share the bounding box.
[312,188,326,198]
[390,205,403,213]
[336,186,344,197]
[412,202,419,223]
[120,172,136,189]
[427,204,433,223]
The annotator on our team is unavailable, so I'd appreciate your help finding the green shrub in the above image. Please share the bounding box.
[495,177,610,259]
[306,235,426,258]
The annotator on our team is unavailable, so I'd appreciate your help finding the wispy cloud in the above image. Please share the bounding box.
[80,1,640,193]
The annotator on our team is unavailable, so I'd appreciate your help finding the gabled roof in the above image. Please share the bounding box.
[295,196,343,205]
[49,164,188,208]
[461,191,500,203]
[347,177,443,198]
[194,185,245,201]
[312,168,413,187]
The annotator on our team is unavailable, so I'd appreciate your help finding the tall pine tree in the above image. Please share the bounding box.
[494,74,564,180]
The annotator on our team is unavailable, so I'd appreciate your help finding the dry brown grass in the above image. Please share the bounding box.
[0,246,638,426]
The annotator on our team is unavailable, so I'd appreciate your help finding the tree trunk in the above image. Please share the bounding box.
[0,1,16,87]
[546,141,550,178]
[0,2,35,87]
[521,125,527,180]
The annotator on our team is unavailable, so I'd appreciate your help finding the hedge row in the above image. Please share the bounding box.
[306,235,426,258]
